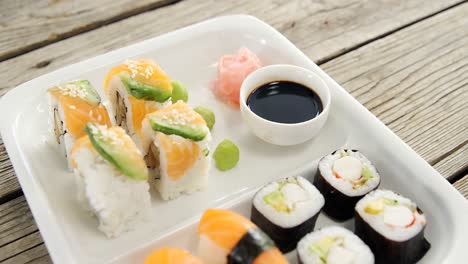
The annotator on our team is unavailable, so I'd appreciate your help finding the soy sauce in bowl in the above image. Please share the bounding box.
[246,81,323,124]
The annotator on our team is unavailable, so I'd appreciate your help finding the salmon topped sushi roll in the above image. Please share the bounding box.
[198,209,288,264]
[141,101,211,200]
[144,248,202,264]
[104,59,173,143]
[70,123,151,238]
[48,80,112,169]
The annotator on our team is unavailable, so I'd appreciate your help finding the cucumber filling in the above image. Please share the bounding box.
[309,236,355,264]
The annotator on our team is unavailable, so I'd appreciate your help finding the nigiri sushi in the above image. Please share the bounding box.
[104,59,172,144]
[141,101,211,200]
[144,248,202,264]
[48,80,112,169]
[198,209,288,264]
[211,48,261,107]
[70,123,151,238]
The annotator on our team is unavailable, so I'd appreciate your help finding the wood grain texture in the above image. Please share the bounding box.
[0,138,19,203]
[0,0,180,61]
[433,142,468,181]
[322,3,468,180]
[0,196,41,262]
[0,0,464,95]
[453,175,468,198]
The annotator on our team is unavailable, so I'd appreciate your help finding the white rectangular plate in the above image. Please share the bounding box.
[1,15,467,264]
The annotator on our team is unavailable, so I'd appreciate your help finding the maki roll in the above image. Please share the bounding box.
[140,101,211,200]
[70,123,151,238]
[251,176,325,252]
[314,149,380,220]
[297,226,374,264]
[104,59,172,143]
[47,80,112,169]
[144,248,202,264]
[198,209,288,264]
[355,190,430,264]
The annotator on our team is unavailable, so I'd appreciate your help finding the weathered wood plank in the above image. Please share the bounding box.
[0,138,19,203]
[0,0,465,201]
[0,0,464,95]
[433,142,468,181]
[0,197,42,262]
[453,175,468,199]
[1,244,51,264]
[0,0,180,61]
[322,3,468,180]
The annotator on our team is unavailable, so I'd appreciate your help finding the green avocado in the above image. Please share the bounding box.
[148,117,208,141]
[361,165,375,179]
[309,237,336,263]
[364,197,399,214]
[75,80,100,105]
[121,74,172,102]
[84,123,148,180]
[263,190,289,213]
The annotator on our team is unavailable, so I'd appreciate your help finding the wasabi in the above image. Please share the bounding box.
[171,80,188,103]
[213,139,239,171]
[194,106,215,130]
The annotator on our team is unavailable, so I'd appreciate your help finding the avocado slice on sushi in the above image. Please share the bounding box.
[121,73,172,102]
[308,236,337,261]
[85,123,148,180]
[49,80,101,106]
[147,102,209,141]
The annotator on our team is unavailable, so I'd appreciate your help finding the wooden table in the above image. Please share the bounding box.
[0,0,466,262]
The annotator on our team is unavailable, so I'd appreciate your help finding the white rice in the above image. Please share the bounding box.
[319,149,380,196]
[253,176,324,228]
[72,147,151,238]
[153,134,210,200]
[355,189,426,242]
[48,93,75,170]
[297,226,374,264]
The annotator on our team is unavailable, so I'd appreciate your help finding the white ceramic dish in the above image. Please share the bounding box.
[0,15,467,264]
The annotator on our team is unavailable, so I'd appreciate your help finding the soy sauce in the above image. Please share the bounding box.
[247,81,322,124]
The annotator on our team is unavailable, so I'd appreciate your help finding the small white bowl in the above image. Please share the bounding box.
[240,64,331,146]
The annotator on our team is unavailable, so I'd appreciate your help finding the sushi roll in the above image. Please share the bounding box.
[144,248,202,264]
[104,59,172,143]
[48,80,112,168]
[198,209,288,264]
[297,226,374,264]
[314,149,380,220]
[140,101,211,200]
[355,190,430,264]
[251,176,325,253]
[70,123,151,238]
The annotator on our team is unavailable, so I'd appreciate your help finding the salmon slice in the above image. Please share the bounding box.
[104,58,171,91]
[198,209,256,251]
[128,96,160,132]
[156,132,200,180]
[144,248,202,264]
[211,48,262,107]
[49,90,112,139]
